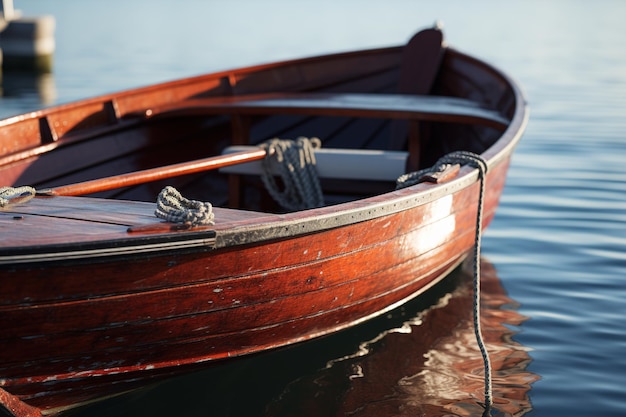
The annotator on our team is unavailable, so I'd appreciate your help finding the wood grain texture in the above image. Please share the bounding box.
[136,93,509,130]
[0,26,527,416]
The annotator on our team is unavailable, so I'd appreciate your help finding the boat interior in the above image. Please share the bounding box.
[1,28,514,216]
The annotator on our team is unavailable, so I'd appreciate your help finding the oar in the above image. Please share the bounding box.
[38,148,268,196]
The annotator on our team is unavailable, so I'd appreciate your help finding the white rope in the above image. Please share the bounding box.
[259,137,324,211]
[398,151,493,413]
[155,186,215,227]
[0,186,36,208]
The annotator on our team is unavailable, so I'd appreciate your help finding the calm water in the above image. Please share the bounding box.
[2,1,626,416]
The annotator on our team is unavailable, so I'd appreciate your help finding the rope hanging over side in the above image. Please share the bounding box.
[0,186,36,208]
[259,137,324,211]
[155,186,215,227]
[450,152,492,415]
[397,151,493,414]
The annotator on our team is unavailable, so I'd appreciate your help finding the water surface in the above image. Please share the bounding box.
[2,1,626,416]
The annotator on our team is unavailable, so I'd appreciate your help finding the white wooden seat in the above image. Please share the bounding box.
[220,146,409,182]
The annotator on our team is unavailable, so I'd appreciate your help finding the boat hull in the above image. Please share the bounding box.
[0,161,509,413]
[0,26,526,415]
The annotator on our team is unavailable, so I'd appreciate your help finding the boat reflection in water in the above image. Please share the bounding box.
[0,70,57,107]
[72,259,537,417]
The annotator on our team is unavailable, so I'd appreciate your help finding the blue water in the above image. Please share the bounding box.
[2,1,626,416]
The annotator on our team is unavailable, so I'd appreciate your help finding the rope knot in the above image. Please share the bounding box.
[155,186,214,227]
[0,186,36,208]
[259,137,324,211]
[396,150,488,189]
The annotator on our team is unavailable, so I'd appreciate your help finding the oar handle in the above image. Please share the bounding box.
[39,148,268,197]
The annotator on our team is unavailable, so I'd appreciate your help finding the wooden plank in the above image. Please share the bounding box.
[136,92,509,129]
[0,196,269,250]
[220,146,408,182]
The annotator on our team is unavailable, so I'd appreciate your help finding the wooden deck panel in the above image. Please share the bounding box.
[0,196,268,250]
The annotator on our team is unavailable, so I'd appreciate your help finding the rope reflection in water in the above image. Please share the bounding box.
[265,258,538,417]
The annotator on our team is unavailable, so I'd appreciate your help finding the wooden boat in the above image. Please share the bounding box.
[0,26,527,416]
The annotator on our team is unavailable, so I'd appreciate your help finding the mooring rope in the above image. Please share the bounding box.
[397,150,493,413]
[396,159,459,189]
[0,186,36,208]
[155,186,215,227]
[259,137,324,211]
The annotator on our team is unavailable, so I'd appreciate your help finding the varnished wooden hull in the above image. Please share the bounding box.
[263,259,537,417]
[0,27,526,416]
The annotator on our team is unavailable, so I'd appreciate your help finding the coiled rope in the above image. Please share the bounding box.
[155,186,215,227]
[259,137,324,211]
[398,150,493,414]
[0,186,36,208]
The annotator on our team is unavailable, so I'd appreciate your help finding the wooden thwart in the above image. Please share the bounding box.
[137,92,509,130]
[220,146,409,182]
[135,92,507,175]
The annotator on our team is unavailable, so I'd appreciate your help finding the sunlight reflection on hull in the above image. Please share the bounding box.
[412,194,456,254]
